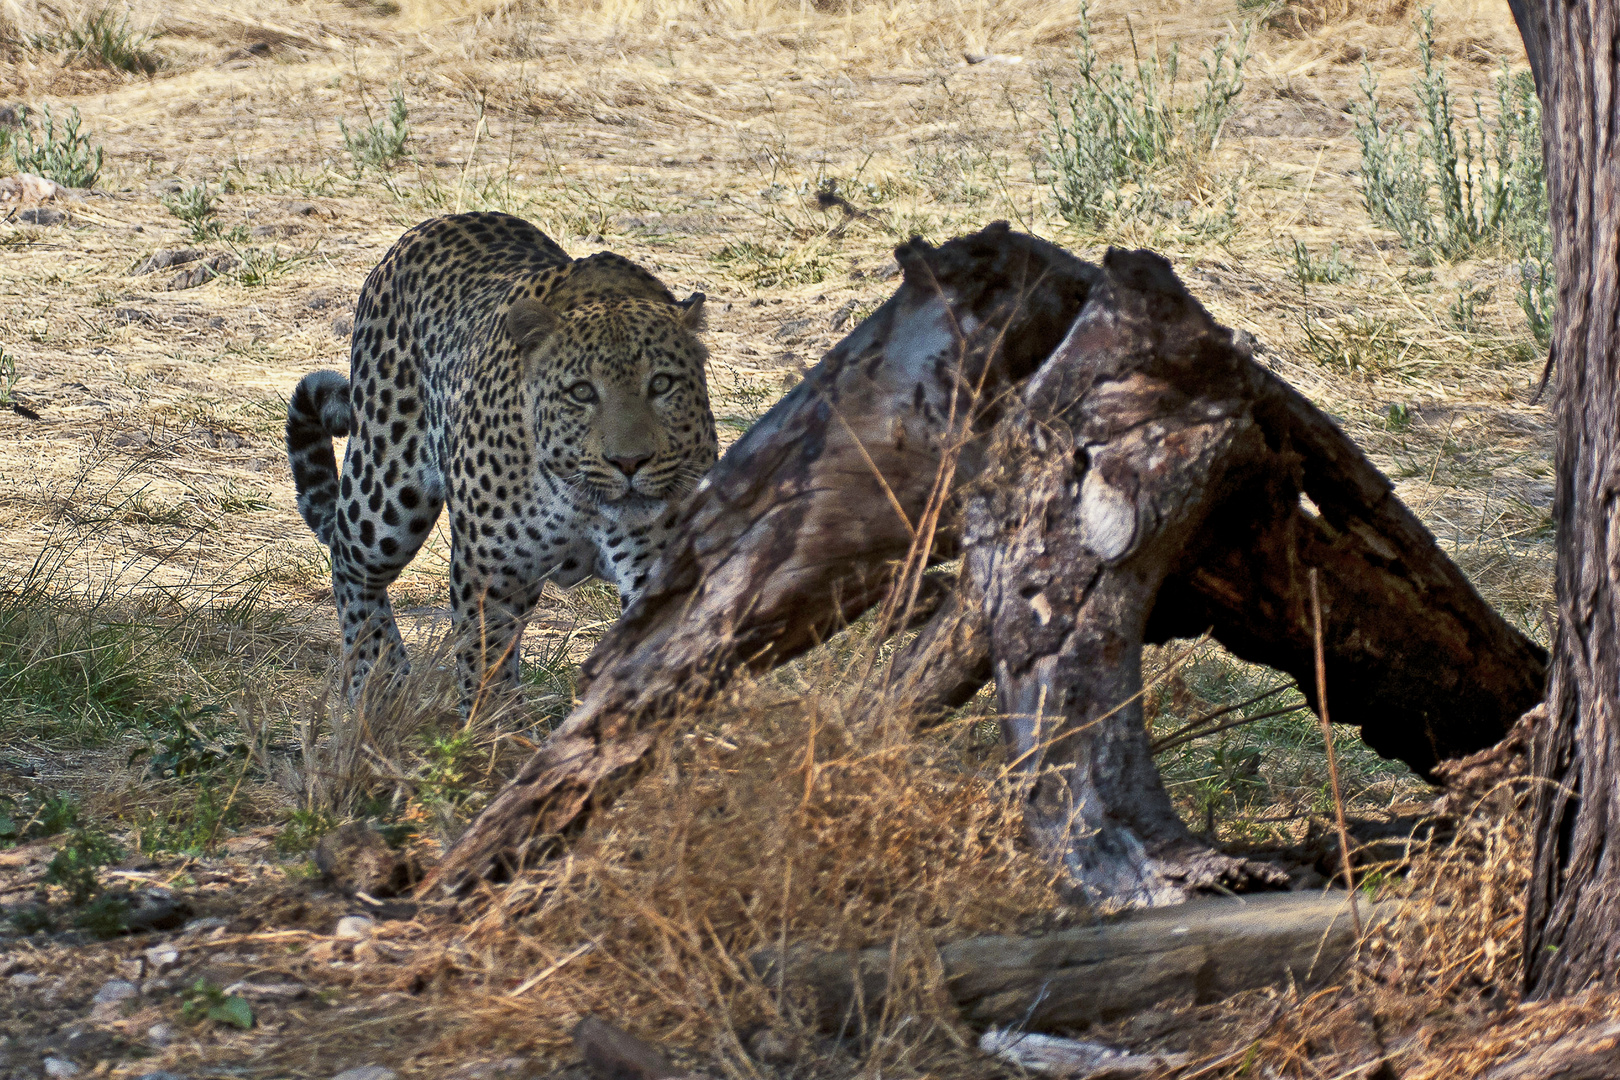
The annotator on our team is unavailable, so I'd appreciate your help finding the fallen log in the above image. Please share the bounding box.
[751,892,1382,1031]
[431,226,1545,897]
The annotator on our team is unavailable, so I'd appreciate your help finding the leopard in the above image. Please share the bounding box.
[285,211,717,712]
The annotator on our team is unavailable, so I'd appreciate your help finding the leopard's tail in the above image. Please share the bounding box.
[286,369,352,548]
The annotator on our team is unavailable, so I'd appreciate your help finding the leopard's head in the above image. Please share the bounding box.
[506,257,717,506]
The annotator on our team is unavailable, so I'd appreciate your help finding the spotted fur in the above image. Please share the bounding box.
[286,212,717,709]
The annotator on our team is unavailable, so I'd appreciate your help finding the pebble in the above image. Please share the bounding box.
[16,207,66,226]
[134,1073,188,1080]
[330,1068,397,1080]
[7,972,41,988]
[92,979,139,1006]
[146,1022,177,1048]
[167,252,239,291]
[132,247,202,275]
[183,916,229,934]
[143,945,181,974]
[42,1058,80,1079]
[333,915,375,941]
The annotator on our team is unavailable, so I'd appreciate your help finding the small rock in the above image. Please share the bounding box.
[125,889,190,933]
[316,823,410,896]
[145,1022,177,1048]
[7,972,41,988]
[90,978,139,1018]
[134,1073,187,1080]
[332,315,353,337]
[113,308,156,325]
[774,318,812,341]
[747,1027,799,1065]
[289,201,320,216]
[16,206,65,226]
[829,299,859,332]
[133,247,203,275]
[109,430,151,448]
[182,916,229,934]
[43,1057,81,1078]
[166,253,239,291]
[143,945,181,974]
[330,1068,397,1080]
[876,259,902,280]
[334,915,375,941]
[305,288,336,310]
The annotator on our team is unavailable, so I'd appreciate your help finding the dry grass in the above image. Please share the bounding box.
[0,0,1574,1075]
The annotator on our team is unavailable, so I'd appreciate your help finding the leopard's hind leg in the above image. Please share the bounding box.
[325,389,445,703]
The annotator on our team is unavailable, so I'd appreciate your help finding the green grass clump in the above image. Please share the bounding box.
[1042,2,1249,230]
[48,7,163,75]
[9,106,104,188]
[1354,8,1551,343]
[161,183,247,244]
[341,86,412,174]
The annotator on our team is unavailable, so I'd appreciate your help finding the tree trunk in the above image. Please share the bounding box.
[1512,1,1620,998]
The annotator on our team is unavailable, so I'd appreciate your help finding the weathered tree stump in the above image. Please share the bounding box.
[894,254,1546,779]
[431,225,1545,902]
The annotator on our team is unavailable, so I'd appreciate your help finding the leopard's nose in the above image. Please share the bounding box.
[609,452,652,478]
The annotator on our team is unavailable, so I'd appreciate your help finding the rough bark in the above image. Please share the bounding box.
[1513,1,1620,999]
[430,225,1096,889]
[962,249,1289,902]
[752,892,1381,1031]
[893,274,1547,778]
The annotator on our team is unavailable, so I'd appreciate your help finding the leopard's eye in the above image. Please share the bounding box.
[648,373,674,396]
[566,381,598,404]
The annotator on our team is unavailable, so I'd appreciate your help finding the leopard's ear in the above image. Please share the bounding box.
[507,296,560,347]
[676,292,706,331]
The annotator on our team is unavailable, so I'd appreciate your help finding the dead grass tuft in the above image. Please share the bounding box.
[411,683,1062,1065]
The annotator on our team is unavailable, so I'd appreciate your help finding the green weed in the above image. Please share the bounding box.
[44,827,122,904]
[161,184,247,244]
[0,349,22,413]
[74,891,132,938]
[1354,10,1548,307]
[341,86,412,174]
[132,785,243,855]
[45,7,163,75]
[234,244,309,287]
[1285,239,1353,288]
[129,696,246,779]
[0,790,80,846]
[1043,3,1249,230]
[274,807,336,855]
[180,979,254,1030]
[1299,313,1414,378]
[9,106,104,189]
